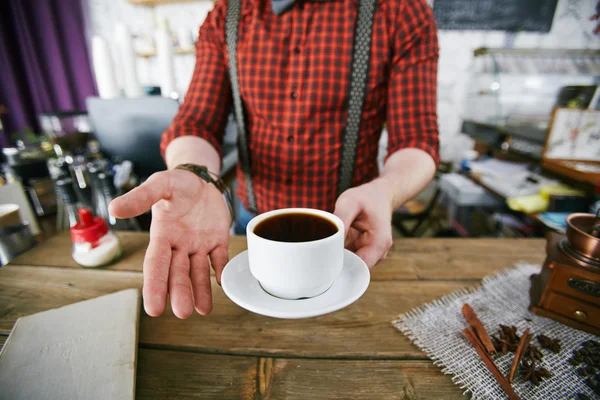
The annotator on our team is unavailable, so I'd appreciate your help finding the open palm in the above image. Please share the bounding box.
[110,169,231,319]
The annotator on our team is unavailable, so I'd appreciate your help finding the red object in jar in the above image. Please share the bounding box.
[71,208,108,246]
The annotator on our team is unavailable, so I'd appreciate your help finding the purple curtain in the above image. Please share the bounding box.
[0,0,97,147]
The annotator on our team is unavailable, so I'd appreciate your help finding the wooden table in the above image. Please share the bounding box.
[0,232,546,399]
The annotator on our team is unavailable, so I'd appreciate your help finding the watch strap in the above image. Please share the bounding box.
[174,164,234,223]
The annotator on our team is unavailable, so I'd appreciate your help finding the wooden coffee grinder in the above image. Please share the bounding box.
[530,211,600,335]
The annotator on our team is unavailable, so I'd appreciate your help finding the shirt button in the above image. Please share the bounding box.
[293,47,301,54]
[291,92,298,99]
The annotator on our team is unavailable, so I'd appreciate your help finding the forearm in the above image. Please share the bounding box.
[374,148,436,211]
[165,136,221,174]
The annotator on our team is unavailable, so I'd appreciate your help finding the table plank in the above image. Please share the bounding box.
[11,232,546,280]
[139,279,474,359]
[136,349,256,399]
[1,332,464,398]
[11,231,150,272]
[388,238,545,280]
[263,358,464,399]
[136,350,464,399]
[0,334,5,351]
[0,335,464,399]
[0,266,142,335]
[0,266,476,358]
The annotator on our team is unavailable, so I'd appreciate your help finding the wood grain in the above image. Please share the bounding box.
[0,266,474,358]
[139,279,474,359]
[11,232,150,272]
[136,349,256,399]
[264,358,464,400]
[1,332,464,398]
[136,349,464,399]
[11,232,546,281]
[2,235,548,398]
[0,266,142,334]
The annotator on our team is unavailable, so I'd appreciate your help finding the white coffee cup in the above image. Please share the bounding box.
[246,208,345,300]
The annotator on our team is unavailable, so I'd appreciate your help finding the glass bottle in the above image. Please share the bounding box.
[95,172,140,231]
[55,177,80,231]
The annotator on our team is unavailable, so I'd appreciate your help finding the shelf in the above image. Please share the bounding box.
[474,48,600,58]
[136,46,195,58]
[127,0,213,6]
[542,160,600,187]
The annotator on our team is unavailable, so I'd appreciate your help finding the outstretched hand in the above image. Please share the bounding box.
[110,169,231,319]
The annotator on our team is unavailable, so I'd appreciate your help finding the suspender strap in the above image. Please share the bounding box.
[337,0,377,196]
[225,0,377,212]
[226,0,258,214]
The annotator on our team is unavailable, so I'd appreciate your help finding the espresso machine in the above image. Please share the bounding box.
[530,212,600,335]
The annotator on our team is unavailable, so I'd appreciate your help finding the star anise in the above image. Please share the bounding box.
[523,344,544,362]
[491,325,521,354]
[492,335,517,355]
[500,325,520,344]
[520,359,552,386]
[537,334,562,354]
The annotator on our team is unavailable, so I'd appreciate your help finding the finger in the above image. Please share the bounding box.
[168,249,194,319]
[344,228,361,252]
[347,230,371,253]
[190,252,213,315]
[209,245,229,286]
[142,237,172,317]
[355,233,392,269]
[355,244,385,270]
[333,195,361,238]
[109,172,170,218]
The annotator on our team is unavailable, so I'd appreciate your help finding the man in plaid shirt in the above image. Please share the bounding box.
[111,0,439,318]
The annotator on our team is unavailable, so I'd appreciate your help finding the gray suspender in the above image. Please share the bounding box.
[226,0,377,213]
[337,0,377,196]
[225,0,258,213]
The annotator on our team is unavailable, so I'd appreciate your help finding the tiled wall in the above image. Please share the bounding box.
[86,0,600,159]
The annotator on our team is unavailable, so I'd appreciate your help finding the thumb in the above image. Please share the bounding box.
[109,171,170,218]
[333,194,361,238]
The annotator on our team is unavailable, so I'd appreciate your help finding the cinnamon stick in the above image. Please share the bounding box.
[462,304,496,355]
[463,327,521,400]
[508,328,532,383]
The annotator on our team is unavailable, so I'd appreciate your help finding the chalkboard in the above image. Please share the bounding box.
[432,0,558,32]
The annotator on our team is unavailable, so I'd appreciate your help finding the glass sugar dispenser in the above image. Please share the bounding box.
[70,208,121,267]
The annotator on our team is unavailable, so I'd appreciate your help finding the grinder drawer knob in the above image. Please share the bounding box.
[574,310,587,321]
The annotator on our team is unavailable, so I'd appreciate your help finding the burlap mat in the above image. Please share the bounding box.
[393,264,598,399]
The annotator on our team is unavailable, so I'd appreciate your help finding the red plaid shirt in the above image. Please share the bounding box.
[161,0,439,214]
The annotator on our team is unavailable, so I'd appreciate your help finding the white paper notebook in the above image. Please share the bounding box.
[0,289,140,400]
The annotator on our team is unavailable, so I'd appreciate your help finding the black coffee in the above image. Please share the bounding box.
[254,213,338,242]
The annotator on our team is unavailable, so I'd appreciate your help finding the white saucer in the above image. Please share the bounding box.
[221,249,370,319]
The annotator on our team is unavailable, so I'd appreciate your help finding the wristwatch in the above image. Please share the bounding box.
[174,163,234,223]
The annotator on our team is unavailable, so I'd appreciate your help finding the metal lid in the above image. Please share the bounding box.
[566,213,600,260]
